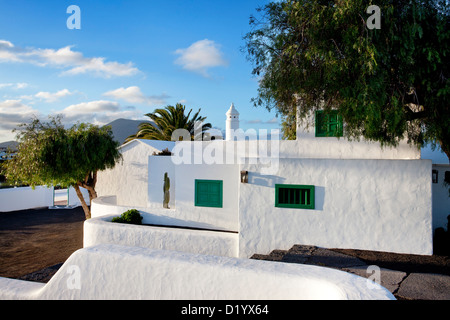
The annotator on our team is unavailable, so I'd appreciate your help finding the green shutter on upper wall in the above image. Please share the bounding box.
[195,180,223,208]
[315,110,343,137]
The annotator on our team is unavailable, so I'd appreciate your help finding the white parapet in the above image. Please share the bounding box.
[84,215,239,258]
[0,244,395,300]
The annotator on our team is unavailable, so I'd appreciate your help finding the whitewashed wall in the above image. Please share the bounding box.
[0,186,89,212]
[0,186,53,212]
[173,162,239,232]
[148,156,175,209]
[432,164,450,230]
[84,215,239,257]
[239,158,433,258]
[0,244,394,300]
[68,187,90,207]
[295,111,420,160]
[96,140,156,207]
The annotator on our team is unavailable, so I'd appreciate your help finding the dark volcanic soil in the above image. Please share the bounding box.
[0,207,85,279]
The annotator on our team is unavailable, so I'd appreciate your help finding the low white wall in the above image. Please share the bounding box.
[0,244,395,300]
[0,186,53,212]
[239,158,433,258]
[0,186,90,212]
[91,196,126,218]
[91,196,234,232]
[432,164,450,230]
[84,215,239,258]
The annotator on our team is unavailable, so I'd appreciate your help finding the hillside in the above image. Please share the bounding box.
[103,118,154,145]
[0,141,19,151]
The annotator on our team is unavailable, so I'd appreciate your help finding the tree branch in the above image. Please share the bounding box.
[404,105,427,121]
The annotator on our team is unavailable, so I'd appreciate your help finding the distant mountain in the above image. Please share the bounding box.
[103,118,155,145]
[0,141,19,151]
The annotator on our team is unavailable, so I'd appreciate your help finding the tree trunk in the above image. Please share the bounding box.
[85,185,97,203]
[74,171,99,219]
[74,184,91,219]
[82,172,97,200]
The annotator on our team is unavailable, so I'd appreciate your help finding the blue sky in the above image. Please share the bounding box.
[0,0,447,163]
[0,0,277,142]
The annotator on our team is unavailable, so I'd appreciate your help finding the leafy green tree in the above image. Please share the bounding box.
[126,103,212,142]
[243,0,450,161]
[3,116,121,219]
[281,105,297,140]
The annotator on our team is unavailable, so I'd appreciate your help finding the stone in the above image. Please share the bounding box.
[343,265,407,294]
[396,273,450,300]
[281,245,316,263]
[306,248,367,269]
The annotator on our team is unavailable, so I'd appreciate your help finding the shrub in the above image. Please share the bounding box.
[112,209,143,225]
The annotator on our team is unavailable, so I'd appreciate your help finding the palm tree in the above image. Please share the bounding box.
[125,104,212,142]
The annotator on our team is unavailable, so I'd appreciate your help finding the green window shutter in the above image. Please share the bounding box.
[275,184,315,210]
[195,180,223,208]
[315,111,328,137]
[315,110,343,137]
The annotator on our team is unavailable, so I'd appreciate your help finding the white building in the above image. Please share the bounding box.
[93,104,447,258]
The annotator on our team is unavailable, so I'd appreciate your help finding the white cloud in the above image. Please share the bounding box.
[0,40,139,78]
[60,100,120,116]
[0,82,29,90]
[0,99,40,141]
[103,86,168,106]
[0,40,21,62]
[0,98,146,142]
[246,117,280,125]
[56,100,145,125]
[267,117,279,124]
[174,39,227,77]
[35,89,74,102]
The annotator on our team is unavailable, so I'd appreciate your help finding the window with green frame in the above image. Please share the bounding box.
[195,179,223,208]
[315,110,343,137]
[275,184,315,210]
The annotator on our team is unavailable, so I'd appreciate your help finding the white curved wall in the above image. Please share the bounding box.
[0,244,395,300]
[84,215,239,257]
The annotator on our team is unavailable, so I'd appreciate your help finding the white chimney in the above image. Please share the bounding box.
[225,103,239,141]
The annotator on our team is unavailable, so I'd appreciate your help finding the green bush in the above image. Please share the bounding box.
[112,209,143,225]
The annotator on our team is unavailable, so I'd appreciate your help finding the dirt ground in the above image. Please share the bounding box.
[0,206,448,281]
[0,207,85,279]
